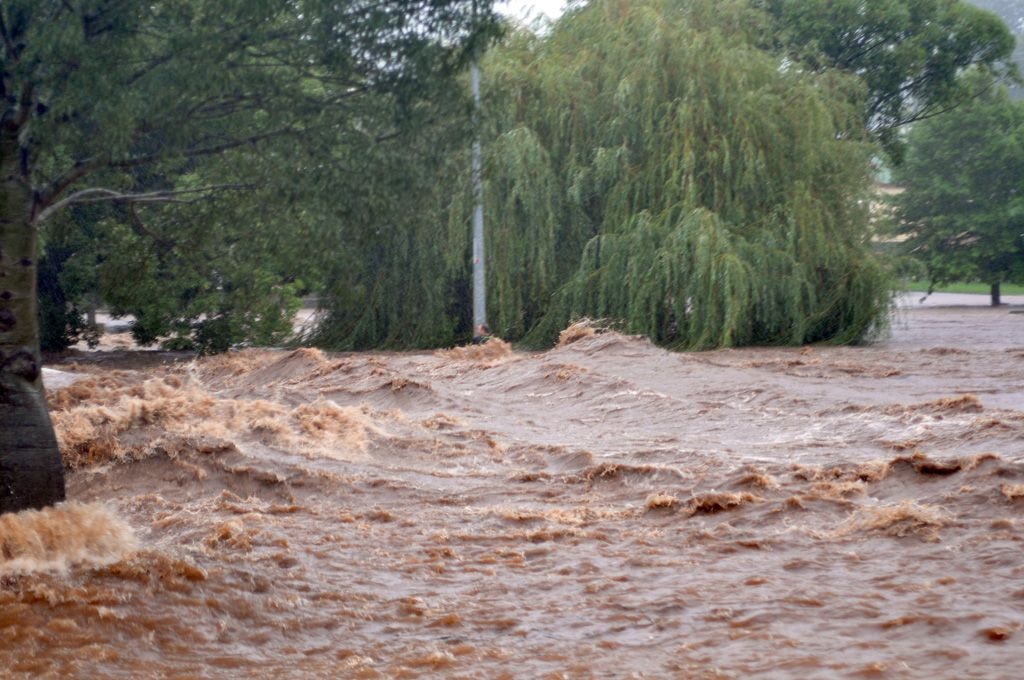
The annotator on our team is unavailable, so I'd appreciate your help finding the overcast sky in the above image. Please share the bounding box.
[497,0,568,22]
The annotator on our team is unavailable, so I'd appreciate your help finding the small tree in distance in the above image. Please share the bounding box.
[759,0,1017,162]
[893,73,1024,305]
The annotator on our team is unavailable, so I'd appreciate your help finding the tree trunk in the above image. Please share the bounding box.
[991,282,1001,307]
[0,130,66,514]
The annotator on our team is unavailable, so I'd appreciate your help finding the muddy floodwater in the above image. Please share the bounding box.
[2,306,1023,678]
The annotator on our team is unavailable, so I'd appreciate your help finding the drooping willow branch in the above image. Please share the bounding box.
[313,0,893,350]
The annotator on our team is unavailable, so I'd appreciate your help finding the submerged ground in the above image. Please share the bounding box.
[2,305,1023,678]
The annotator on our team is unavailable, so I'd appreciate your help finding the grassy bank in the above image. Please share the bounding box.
[904,281,1024,296]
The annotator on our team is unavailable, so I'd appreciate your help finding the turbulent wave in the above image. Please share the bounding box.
[6,308,1023,677]
[0,503,136,574]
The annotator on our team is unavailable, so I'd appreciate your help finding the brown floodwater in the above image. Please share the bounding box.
[2,306,1023,678]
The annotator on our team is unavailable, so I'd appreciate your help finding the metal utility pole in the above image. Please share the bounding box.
[471,60,487,335]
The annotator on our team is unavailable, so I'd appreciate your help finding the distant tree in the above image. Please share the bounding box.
[967,0,1024,98]
[758,0,1017,160]
[893,75,1024,305]
[0,0,499,514]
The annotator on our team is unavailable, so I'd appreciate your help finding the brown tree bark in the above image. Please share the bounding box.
[0,129,66,514]
[991,282,1002,307]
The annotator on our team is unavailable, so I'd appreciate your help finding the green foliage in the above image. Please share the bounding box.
[758,0,1017,160]
[37,242,99,353]
[315,0,893,350]
[968,0,1024,98]
[486,0,891,348]
[3,0,500,353]
[34,201,112,352]
[893,74,1024,292]
[94,200,306,354]
[302,80,478,350]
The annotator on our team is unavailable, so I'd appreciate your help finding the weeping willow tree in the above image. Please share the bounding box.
[477,0,892,348]
[302,99,475,350]
[316,0,893,349]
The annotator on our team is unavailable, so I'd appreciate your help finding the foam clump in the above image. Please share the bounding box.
[293,401,380,451]
[437,337,513,364]
[50,376,215,468]
[684,491,761,516]
[0,502,137,574]
[1001,484,1024,501]
[885,394,983,415]
[645,492,679,511]
[836,501,948,541]
[558,319,599,347]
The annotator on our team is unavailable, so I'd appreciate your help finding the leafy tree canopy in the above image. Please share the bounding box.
[892,73,1024,303]
[0,0,499,513]
[758,0,1017,160]
[3,0,499,351]
[314,0,894,350]
[967,0,1024,98]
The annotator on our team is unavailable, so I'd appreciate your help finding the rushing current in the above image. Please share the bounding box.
[1,306,1022,678]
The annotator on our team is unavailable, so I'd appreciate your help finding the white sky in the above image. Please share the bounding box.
[497,0,568,23]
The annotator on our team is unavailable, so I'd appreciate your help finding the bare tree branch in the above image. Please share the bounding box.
[35,125,294,214]
[32,183,253,225]
[35,158,107,211]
